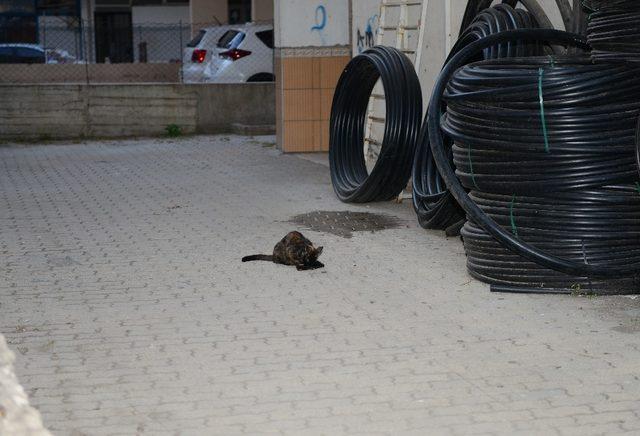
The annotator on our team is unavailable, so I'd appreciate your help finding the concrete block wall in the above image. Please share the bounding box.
[0,83,274,140]
[0,64,181,85]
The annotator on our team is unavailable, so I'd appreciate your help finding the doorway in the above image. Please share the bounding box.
[94,12,133,63]
[228,0,251,24]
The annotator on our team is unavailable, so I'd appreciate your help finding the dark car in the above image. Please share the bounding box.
[0,44,46,63]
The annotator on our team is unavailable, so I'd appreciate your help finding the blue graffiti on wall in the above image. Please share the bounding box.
[311,4,328,45]
[357,14,379,53]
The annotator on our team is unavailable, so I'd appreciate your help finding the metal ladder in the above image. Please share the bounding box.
[364,0,429,176]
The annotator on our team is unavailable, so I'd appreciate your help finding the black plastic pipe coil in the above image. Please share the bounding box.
[427,29,640,294]
[583,0,636,11]
[461,0,574,33]
[443,57,640,193]
[446,57,640,293]
[637,115,640,178]
[412,4,542,232]
[585,0,640,63]
[329,46,422,203]
[462,188,640,294]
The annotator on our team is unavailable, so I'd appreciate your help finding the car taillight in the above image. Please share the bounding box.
[191,49,207,63]
[218,49,252,61]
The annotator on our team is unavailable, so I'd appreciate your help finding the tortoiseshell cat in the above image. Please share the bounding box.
[242,231,324,270]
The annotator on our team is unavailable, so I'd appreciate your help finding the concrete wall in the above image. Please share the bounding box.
[252,0,274,21]
[190,0,274,26]
[190,1,228,26]
[0,63,181,84]
[0,83,275,140]
[193,82,275,132]
[352,0,380,56]
[132,5,190,24]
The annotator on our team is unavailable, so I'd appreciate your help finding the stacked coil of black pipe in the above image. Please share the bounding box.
[428,29,640,294]
[460,0,574,32]
[583,0,635,10]
[462,188,640,294]
[637,115,640,177]
[329,46,422,203]
[412,4,542,232]
[585,0,640,63]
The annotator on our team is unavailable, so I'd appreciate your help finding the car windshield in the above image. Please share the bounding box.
[217,30,245,49]
[255,30,274,49]
[187,30,206,48]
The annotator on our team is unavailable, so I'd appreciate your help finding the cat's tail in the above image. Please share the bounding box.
[242,254,274,262]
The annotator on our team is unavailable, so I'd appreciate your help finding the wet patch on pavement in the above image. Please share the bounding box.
[289,210,404,238]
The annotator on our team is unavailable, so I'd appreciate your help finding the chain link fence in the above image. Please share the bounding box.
[0,19,274,84]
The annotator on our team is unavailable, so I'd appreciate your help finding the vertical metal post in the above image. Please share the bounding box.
[83,19,90,84]
[179,20,184,83]
[42,11,47,55]
[137,24,143,63]
[33,0,39,44]
[77,17,84,62]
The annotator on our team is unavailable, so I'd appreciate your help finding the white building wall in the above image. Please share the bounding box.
[131,6,191,63]
[132,5,190,24]
[275,0,349,48]
[351,0,379,56]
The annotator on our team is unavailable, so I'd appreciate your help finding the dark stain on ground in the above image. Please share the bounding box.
[289,210,404,238]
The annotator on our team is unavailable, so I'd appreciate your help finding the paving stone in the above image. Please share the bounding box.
[1,135,640,435]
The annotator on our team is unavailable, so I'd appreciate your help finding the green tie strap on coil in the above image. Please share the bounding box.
[538,68,550,153]
[509,194,518,238]
[636,115,640,178]
[467,145,479,191]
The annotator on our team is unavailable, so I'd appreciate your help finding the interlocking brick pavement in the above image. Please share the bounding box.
[1,135,640,435]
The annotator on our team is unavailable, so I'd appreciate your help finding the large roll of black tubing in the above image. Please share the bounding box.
[329,46,422,203]
[585,0,640,63]
[427,29,640,293]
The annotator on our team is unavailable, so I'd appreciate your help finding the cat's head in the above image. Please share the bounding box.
[307,245,323,261]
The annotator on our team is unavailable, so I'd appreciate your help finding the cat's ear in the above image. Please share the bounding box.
[315,246,323,256]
